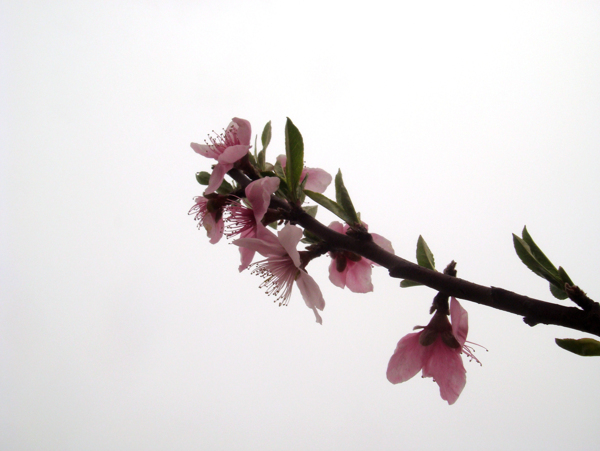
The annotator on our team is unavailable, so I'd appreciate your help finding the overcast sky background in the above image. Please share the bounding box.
[2,1,600,450]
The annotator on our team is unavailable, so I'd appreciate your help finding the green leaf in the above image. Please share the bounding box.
[261,120,272,150]
[303,205,318,218]
[196,171,211,185]
[247,149,257,167]
[514,227,578,299]
[304,190,355,224]
[558,266,574,286]
[302,228,322,244]
[416,235,436,271]
[297,171,309,205]
[216,178,234,195]
[258,120,271,170]
[270,159,289,199]
[400,279,423,288]
[512,234,559,284]
[196,171,233,194]
[522,227,560,278]
[334,170,360,225]
[555,338,600,356]
[256,150,265,170]
[273,159,286,180]
[275,177,290,199]
[284,118,304,200]
[549,282,568,300]
[259,170,277,178]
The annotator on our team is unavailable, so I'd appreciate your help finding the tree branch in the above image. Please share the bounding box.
[229,168,600,337]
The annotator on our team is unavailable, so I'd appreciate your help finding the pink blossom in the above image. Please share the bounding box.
[386,297,477,405]
[327,221,394,293]
[188,195,225,244]
[234,224,325,324]
[276,155,332,193]
[191,118,252,194]
[226,177,280,271]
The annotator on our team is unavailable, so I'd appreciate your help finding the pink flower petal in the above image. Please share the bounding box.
[372,233,395,255]
[422,339,466,405]
[303,167,332,193]
[450,297,469,347]
[344,259,374,293]
[234,226,284,258]
[386,332,427,384]
[277,155,332,193]
[238,245,256,272]
[328,221,345,234]
[296,270,325,323]
[190,142,219,160]
[312,308,323,324]
[328,258,346,289]
[203,213,224,244]
[218,144,251,164]
[246,177,280,222]
[231,117,252,146]
[205,163,231,194]
[277,225,303,268]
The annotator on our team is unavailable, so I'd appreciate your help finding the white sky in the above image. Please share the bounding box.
[2,1,600,450]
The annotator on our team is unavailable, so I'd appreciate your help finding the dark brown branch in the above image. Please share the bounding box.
[229,168,600,337]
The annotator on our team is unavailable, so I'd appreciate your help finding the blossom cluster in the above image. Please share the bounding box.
[189,117,480,404]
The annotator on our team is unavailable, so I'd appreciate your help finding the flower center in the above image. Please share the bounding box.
[204,123,240,155]
[331,250,362,272]
[251,256,299,306]
[418,311,460,348]
[225,202,256,238]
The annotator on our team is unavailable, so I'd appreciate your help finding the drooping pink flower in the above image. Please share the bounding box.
[188,195,226,244]
[191,118,252,194]
[276,155,332,193]
[327,221,394,293]
[234,224,325,324]
[226,177,280,271]
[386,297,478,405]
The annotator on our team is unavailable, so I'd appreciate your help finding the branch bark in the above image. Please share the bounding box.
[229,168,600,337]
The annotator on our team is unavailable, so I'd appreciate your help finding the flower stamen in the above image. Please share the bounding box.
[225,201,256,239]
[461,340,487,365]
[250,256,300,306]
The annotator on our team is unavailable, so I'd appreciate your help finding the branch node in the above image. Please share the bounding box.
[346,226,372,242]
[565,283,598,312]
[443,260,457,277]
